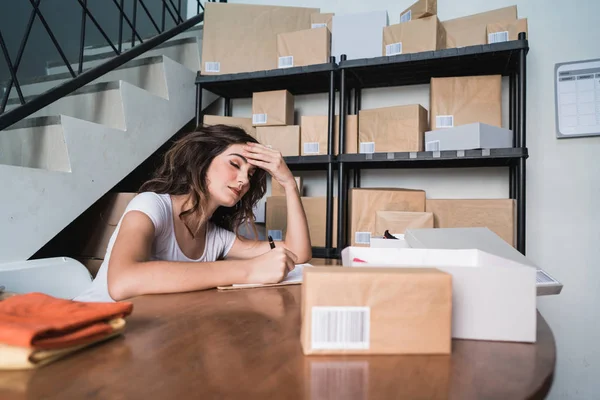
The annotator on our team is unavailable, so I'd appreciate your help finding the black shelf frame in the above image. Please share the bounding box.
[195,34,530,257]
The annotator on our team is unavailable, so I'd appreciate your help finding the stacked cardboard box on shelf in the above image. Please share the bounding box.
[442,6,517,48]
[300,115,358,155]
[277,27,331,69]
[399,0,437,23]
[252,89,300,156]
[383,16,446,56]
[310,12,334,31]
[487,18,528,43]
[203,115,256,138]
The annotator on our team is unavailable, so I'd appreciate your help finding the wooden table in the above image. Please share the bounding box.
[0,285,556,399]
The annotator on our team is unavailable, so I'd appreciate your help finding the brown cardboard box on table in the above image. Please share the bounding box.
[350,188,426,246]
[426,199,516,246]
[358,105,428,153]
[311,12,334,31]
[429,75,501,130]
[266,196,337,246]
[300,266,452,355]
[399,0,437,23]
[277,27,331,69]
[256,126,300,156]
[487,18,528,43]
[300,115,358,155]
[271,176,303,196]
[442,6,517,48]
[375,211,434,236]
[201,3,318,75]
[383,16,446,56]
[203,115,256,138]
[252,90,295,126]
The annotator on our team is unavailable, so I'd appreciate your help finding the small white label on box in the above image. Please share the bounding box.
[400,10,412,23]
[425,140,440,151]
[436,115,454,128]
[488,31,510,44]
[204,62,220,73]
[252,113,267,124]
[355,232,371,244]
[359,142,375,154]
[311,23,328,29]
[385,42,403,56]
[278,56,294,69]
[311,306,370,350]
[304,142,320,154]
[267,230,283,241]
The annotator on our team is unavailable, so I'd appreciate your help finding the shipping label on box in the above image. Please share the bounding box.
[301,266,452,355]
[430,75,501,130]
[442,5,517,48]
[341,246,537,343]
[487,18,528,44]
[277,27,331,69]
[311,12,334,31]
[256,126,300,156]
[375,211,433,236]
[252,90,295,126]
[350,188,426,246]
[358,105,428,153]
[203,115,256,138]
[383,16,446,56]
[399,0,437,23]
[201,3,318,75]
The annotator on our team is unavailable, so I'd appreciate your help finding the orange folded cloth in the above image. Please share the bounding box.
[0,292,133,350]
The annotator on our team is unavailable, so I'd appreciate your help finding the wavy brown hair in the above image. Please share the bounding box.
[139,124,267,238]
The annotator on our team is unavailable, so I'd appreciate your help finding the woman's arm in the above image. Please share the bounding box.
[107,211,295,301]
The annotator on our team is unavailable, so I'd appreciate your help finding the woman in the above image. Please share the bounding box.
[75,124,312,302]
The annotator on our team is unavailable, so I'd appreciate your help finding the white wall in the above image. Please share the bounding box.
[205,1,600,398]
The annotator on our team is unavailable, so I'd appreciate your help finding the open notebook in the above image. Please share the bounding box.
[217,264,311,291]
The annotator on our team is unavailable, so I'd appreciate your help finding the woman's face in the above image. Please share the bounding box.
[206,144,257,208]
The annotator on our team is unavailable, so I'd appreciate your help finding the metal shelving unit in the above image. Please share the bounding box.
[195,33,529,258]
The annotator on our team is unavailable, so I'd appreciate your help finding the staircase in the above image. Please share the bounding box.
[0,9,218,263]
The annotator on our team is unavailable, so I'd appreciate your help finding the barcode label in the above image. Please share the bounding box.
[204,62,220,72]
[536,270,558,285]
[359,142,375,154]
[385,42,402,56]
[311,23,327,29]
[311,306,370,350]
[304,142,320,154]
[436,115,454,128]
[355,232,371,244]
[488,31,509,44]
[268,230,283,241]
[425,140,440,151]
[400,10,412,23]
[278,56,294,68]
[252,113,267,124]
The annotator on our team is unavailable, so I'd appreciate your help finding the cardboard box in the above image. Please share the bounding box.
[311,12,334,32]
[301,266,452,354]
[300,115,358,155]
[399,0,437,23]
[487,18,528,43]
[425,123,513,151]
[375,211,433,236]
[358,105,428,153]
[252,90,294,126]
[80,193,137,259]
[442,6,517,48]
[256,126,300,157]
[271,176,303,196]
[383,16,446,56]
[405,227,564,296]
[203,115,256,138]
[426,199,515,246]
[430,75,502,130]
[277,27,331,69]
[201,3,318,75]
[332,11,389,61]
[266,196,337,246]
[350,188,426,246]
[341,244,537,343]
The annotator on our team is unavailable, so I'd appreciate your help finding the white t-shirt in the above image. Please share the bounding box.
[74,192,237,302]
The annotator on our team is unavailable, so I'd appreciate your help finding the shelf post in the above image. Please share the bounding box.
[337,55,348,252]
[325,56,336,250]
[353,88,362,188]
[509,73,516,199]
[224,97,231,116]
[516,32,527,254]
[195,79,203,128]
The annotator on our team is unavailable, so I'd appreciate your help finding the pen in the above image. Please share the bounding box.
[268,235,276,249]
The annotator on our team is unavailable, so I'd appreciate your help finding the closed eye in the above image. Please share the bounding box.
[229,161,240,169]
